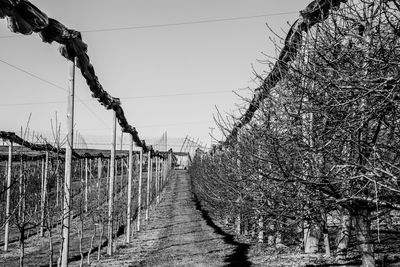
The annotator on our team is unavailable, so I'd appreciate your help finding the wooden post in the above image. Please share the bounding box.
[97,158,102,200]
[160,158,163,195]
[120,157,124,193]
[155,157,159,204]
[168,152,171,182]
[137,150,143,231]
[159,158,162,198]
[80,159,84,183]
[145,152,151,221]
[40,152,49,237]
[163,158,166,188]
[85,158,88,213]
[120,131,123,151]
[159,158,161,198]
[56,155,60,207]
[40,157,45,236]
[18,158,23,222]
[61,58,75,267]
[120,131,123,193]
[4,141,12,251]
[107,111,117,256]
[106,159,110,180]
[126,135,133,243]
[164,158,166,186]
[89,159,92,192]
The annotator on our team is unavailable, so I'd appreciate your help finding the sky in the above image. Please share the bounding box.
[0,0,311,151]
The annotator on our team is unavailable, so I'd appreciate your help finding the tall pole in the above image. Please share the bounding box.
[40,151,49,237]
[97,158,102,202]
[120,131,123,151]
[126,134,133,243]
[107,111,117,256]
[61,58,75,267]
[137,150,143,231]
[145,151,151,221]
[160,158,164,194]
[155,157,159,204]
[4,141,12,251]
[40,157,45,236]
[85,157,88,213]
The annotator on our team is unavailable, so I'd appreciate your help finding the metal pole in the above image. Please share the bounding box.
[145,151,151,221]
[137,150,143,231]
[126,134,133,243]
[107,110,117,256]
[61,58,75,267]
[4,141,12,251]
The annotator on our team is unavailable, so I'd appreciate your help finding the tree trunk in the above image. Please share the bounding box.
[79,219,84,267]
[322,212,331,257]
[48,223,53,267]
[323,227,331,257]
[275,231,283,247]
[354,209,375,267]
[304,221,320,253]
[88,223,96,266]
[258,215,264,243]
[235,212,241,235]
[19,228,25,267]
[268,223,275,246]
[384,211,394,230]
[336,209,351,260]
[97,222,104,261]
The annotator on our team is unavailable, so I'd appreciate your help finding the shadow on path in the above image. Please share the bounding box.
[191,181,251,267]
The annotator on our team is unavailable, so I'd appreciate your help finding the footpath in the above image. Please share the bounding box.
[96,170,249,267]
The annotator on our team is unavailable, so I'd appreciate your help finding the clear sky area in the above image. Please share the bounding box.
[0,0,311,150]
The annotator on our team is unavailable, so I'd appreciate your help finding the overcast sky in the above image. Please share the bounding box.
[0,0,311,150]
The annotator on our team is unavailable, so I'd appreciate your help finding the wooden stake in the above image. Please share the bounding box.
[18,158,23,221]
[137,150,143,231]
[107,111,117,256]
[61,58,75,267]
[40,152,49,237]
[126,135,133,243]
[155,157,159,204]
[145,152,151,221]
[4,141,12,251]
[85,158,88,213]
[120,157,124,193]
[89,159,92,192]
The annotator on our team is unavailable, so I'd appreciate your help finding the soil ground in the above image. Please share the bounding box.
[96,170,242,267]
[94,171,332,267]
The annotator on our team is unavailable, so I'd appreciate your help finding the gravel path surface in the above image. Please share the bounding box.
[96,170,250,267]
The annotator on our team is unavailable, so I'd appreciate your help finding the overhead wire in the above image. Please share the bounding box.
[80,12,299,33]
[0,88,251,106]
[0,58,67,92]
[0,57,109,127]
[0,11,299,38]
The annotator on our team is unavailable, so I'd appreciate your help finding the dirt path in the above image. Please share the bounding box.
[96,170,251,267]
